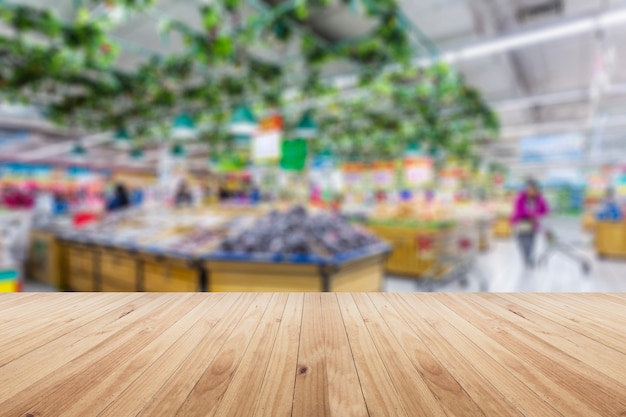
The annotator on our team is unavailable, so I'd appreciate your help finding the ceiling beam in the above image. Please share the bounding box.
[18,132,111,161]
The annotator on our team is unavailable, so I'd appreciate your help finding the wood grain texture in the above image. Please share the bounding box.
[0,293,625,417]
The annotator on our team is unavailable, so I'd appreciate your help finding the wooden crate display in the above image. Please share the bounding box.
[492,216,512,239]
[142,256,200,292]
[594,221,626,258]
[366,224,443,278]
[26,230,63,289]
[205,253,385,293]
[98,248,138,292]
[64,242,96,291]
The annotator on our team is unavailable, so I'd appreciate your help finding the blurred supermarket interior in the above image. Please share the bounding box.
[2,0,626,293]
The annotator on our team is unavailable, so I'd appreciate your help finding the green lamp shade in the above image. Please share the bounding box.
[293,110,318,139]
[280,139,307,171]
[71,143,86,156]
[115,127,131,141]
[114,128,132,149]
[130,148,144,160]
[172,113,196,140]
[170,143,186,157]
[404,141,422,156]
[229,105,258,135]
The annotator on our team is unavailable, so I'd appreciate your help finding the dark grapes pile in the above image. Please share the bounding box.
[218,206,381,258]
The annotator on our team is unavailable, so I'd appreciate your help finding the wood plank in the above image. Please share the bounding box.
[534,293,626,332]
[466,293,626,384]
[367,293,487,417]
[351,293,447,417]
[97,294,244,417]
[131,293,265,417]
[173,293,273,416]
[336,293,409,417]
[0,292,87,330]
[0,293,41,309]
[399,293,562,417]
[0,293,152,398]
[0,293,139,366]
[211,293,288,417]
[418,294,597,417]
[253,293,304,417]
[501,293,626,355]
[0,293,202,417]
[389,293,525,417]
[292,293,331,417]
[61,294,226,417]
[319,293,368,417]
[437,293,626,416]
[575,293,626,309]
[0,293,624,417]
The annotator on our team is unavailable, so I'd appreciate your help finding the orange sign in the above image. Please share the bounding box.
[404,157,433,186]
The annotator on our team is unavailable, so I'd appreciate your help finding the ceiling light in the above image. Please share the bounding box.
[293,110,319,139]
[171,113,196,140]
[229,105,258,135]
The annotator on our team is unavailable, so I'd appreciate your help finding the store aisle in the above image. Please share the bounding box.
[386,216,626,293]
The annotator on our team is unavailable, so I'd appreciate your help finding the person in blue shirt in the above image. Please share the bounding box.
[107,183,131,212]
[596,187,623,221]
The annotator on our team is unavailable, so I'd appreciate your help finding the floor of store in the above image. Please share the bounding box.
[23,217,626,294]
[388,216,626,292]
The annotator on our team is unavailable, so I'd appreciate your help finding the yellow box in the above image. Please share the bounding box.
[492,217,512,239]
[142,256,200,292]
[366,224,451,278]
[99,248,138,292]
[206,254,385,292]
[594,221,626,258]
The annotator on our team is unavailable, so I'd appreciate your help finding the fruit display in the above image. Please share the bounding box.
[57,207,252,257]
[217,206,382,259]
[369,201,454,227]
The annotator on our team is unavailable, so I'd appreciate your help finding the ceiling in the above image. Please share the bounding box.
[2,0,626,174]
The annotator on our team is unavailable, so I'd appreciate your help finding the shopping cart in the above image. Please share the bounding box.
[416,220,489,292]
[536,228,591,275]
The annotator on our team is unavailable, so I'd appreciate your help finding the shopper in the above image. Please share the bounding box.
[174,180,193,207]
[511,179,549,268]
[107,183,131,212]
[596,187,623,221]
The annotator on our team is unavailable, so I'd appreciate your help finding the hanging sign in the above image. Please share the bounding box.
[252,114,283,164]
[440,165,462,189]
[280,138,307,171]
[404,157,433,186]
[371,161,396,189]
[341,162,366,187]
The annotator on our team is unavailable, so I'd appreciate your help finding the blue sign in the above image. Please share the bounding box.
[520,134,583,163]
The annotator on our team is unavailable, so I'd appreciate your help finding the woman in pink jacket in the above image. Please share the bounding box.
[511,179,549,268]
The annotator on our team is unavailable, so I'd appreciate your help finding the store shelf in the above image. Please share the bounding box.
[0,293,624,416]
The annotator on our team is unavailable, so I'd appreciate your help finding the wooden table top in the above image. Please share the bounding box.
[0,292,625,417]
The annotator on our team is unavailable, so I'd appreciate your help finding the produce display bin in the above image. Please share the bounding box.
[594,220,626,258]
[98,246,139,292]
[61,240,98,291]
[492,216,512,239]
[139,253,202,292]
[366,223,454,278]
[204,244,390,292]
[26,229,63,289]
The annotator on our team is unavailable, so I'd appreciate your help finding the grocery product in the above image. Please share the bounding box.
[218,206,381,258]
